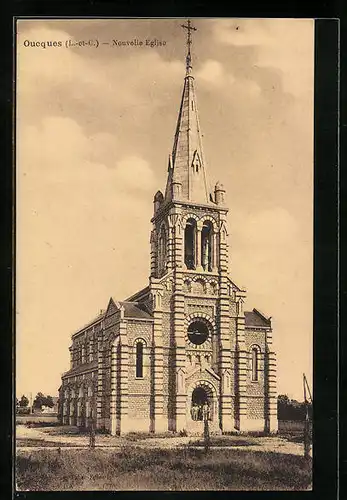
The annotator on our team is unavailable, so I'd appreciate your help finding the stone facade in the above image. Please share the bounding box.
[58,30,278,435]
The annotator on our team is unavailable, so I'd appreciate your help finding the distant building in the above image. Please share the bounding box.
[58,21,278,435]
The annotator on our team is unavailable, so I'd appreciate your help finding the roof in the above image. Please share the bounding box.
[72,311,105,337]
[245,308,272,328]
[62,360,98,378]
[120,301,153,320]
[125,286,150,302]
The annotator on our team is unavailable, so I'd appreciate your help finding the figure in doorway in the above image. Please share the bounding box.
[191,404,199,421]
[203,401,210,421]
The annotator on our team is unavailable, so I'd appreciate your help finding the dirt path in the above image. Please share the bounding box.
[16,425,311,457]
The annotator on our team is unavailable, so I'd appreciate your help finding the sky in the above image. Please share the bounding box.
[16,18,314,401]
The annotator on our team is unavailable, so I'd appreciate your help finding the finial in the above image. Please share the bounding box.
[181,19,197,75]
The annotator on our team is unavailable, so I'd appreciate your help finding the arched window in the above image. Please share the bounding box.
[135,340,145,378]
[184,279,192,293]
[88,340,93,362]
[85,401,91,418]
[158,225,167,275]
[184,219,196,270]
[201,221,213,271]
[251,346,259,382]
[77,344,82,365]
[81,344,86,364]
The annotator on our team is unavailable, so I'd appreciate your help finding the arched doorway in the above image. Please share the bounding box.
[190,385,213,421]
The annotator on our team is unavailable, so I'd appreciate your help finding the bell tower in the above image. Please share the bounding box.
[150,20,229,280]
[148,20,245,433]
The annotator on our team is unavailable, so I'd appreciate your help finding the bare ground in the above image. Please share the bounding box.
[16,424,311,457]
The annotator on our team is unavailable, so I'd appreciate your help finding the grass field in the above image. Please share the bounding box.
[16,414,58,425]
[15,419,312,491]
[16,446,312,491]
[278,420,306,433]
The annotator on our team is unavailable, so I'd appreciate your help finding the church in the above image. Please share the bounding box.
[58,21,278,435]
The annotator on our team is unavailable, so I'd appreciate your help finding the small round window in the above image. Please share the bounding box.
[187,321,209,345]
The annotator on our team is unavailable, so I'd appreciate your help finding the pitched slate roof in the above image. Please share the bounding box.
[120,301,153,320]
[245,308,272,328]
[72,311,105,337]
[125,286,150,302]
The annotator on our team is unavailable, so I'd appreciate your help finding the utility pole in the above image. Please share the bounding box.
[203,402,210,453]
[303,373,312,460]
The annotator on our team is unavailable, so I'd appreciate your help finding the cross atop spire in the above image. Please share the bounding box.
[181,19,197,75]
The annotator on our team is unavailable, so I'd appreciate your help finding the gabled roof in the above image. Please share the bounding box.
[106,296,153,320]
[72,311,105,338]
[125,286,150,302]
[227,277,247,294]
[121,301,153,320]
[245,308,272,328]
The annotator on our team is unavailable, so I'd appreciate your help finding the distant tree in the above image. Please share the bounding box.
[45,395,54,408]
[33,392,45,410]
[278,394,290,405]
[277,394,312,420]
[16,398,19,407]
[19,395,29,408]
[32,393,55,410]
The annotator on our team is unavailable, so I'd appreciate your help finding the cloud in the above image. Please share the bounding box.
[114,156,155,191]
[229,206,312,398]
[210,19,314,97]
[212,19,274,47]
[196,59,228,86]
[196,59,263,101]
[16,114,154,389]
[231,207,299,288]
[17,24,185,132]
[18,116,155,192]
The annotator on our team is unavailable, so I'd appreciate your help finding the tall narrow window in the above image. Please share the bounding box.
[251,347,259,381]
[201,221,212,271]
[185,219,196,269]
[136,342,144,378]
[158,225,167,275]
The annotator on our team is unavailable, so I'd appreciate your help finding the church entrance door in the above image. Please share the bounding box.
[190,386,212,421]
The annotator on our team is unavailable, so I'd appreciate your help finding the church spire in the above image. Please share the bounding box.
[165,20,213,205]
